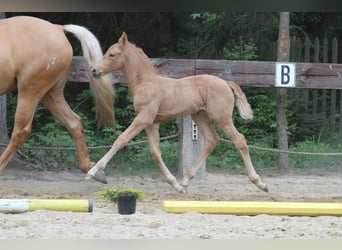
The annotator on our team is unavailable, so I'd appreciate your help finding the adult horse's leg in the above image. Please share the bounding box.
[0,93,39,173]
[40,77,93,174]
[180,112,219,190]
[145,123,184,193]
[216,118,268,192]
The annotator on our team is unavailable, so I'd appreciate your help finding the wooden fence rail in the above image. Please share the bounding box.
[70,56,342,89]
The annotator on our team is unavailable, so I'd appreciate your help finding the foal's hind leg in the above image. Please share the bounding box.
[145,123,185,193]
[216,118,268,192]
[41,85,93,174]
[181,112,219,189]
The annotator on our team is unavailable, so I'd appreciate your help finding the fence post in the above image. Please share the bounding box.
[178,116,206,179]
[312,37,320,114]
[330,38,338,132]
[322,37,328,118]
[303,35,310,113]
[276,12,290,170]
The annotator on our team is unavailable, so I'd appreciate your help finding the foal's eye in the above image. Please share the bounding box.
[109,53,115,58]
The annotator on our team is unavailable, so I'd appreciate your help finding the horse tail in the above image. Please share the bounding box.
[63,24,115,130]
[226,81,253,120]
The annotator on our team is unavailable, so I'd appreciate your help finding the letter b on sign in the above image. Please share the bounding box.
[275,63,296,87]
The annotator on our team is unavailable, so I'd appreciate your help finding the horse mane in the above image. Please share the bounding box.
[127,42,159,75]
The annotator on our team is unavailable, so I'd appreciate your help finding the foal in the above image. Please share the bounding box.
[90,32,268,193]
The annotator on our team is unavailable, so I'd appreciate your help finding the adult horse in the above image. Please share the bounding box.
[0,16,115,180]
[90,32,268,193]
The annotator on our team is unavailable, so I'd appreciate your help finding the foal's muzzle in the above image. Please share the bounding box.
[91,68,103,79]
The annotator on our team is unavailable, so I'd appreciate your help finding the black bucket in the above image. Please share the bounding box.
[117,195,137,215]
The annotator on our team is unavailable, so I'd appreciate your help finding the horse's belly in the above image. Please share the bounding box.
[155,97,205,122]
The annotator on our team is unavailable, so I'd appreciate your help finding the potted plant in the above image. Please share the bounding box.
[98,187,147,215]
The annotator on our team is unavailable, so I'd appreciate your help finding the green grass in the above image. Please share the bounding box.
[21,131,342,176]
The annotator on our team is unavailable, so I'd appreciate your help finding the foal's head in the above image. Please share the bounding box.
[92,32,156,78]
[92,32,129,78]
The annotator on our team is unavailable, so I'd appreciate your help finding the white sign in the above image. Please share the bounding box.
[275,63,296,87]
[192,120,198,141]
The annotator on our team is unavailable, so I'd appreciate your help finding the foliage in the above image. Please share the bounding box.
[135,140,178,172]
[289,140,342,169]
[114,84,135,128]
[290,13,324,38]
[98,187,147,204]
[5,93,17,132]
[23,121,76,170]
[223,37,258,61]
[208,138,342,174]
[234,88,277,144]
[160,12,279,60]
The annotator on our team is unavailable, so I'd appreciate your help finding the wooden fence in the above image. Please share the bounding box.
[289,36,342,133]
[70,56,342,89]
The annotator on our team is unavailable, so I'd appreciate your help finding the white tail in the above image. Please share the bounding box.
[227,81,253,120]
[63,24,115,129]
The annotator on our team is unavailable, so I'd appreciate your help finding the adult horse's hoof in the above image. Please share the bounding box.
[85,169,108,184]
[94,169,108,184]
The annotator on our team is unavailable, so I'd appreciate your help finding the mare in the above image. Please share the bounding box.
[90,32,268,193]
[0,16,115,179]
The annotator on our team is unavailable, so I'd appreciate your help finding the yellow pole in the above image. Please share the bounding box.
[162,200,342,216]
[29,199,93,212]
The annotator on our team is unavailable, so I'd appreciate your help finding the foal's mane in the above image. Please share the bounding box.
[127,42,159,75]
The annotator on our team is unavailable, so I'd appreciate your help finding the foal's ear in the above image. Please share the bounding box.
[119,32,128,48]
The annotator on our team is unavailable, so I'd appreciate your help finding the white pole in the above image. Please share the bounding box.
[0,199,93,214]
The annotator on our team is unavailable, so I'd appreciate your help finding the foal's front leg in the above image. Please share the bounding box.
[86,115,148,183]
[145,124,185,193]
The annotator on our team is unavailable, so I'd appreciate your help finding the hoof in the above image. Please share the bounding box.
[94,169,108,184]
[178,185,187,194]
[85,169,108,184]
[259,184,269,193]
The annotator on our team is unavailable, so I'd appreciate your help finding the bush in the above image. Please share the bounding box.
[98,187,147,204]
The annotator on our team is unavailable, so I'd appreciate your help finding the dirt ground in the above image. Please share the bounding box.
[0,158,342,239]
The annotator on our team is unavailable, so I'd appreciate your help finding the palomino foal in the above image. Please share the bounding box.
[90,32,268,193]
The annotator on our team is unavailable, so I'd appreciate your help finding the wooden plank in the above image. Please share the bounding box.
[296,76,342,89]
[151,58,195,78]
[297,63,342,76]
[69,57,342,89]
[195,59,274,74]
[69,56,88,82]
